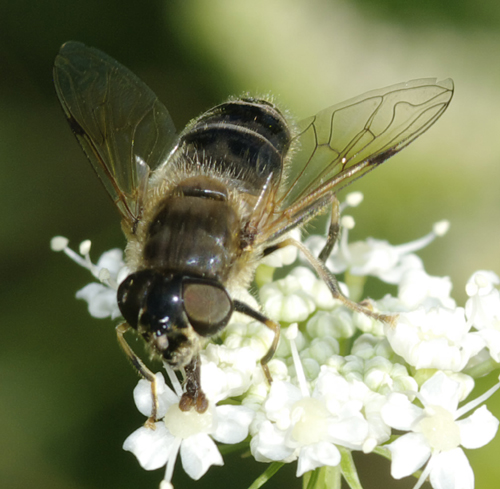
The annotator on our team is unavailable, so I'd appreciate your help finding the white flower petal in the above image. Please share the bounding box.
[265,381,302,421]
[133,379,157,418]
[429,448,473,489]
[250,420,295,462]
[419,372,460,413]
[261,231,300,267]
[76,283,119,318]
[212,405,254,444]
[381,393,422,430]
[95,248,124,275]
[315,368,350,401]
[465,287,500,329]
[200,352,254,403]
[180,433,223,480]
[387,308,480,372]
[259,268,317,322]
[282,294,315,322]
[387,432,431,478]
[446,373,475,402]
[133,374,178,419]
[380,254,424,285]
[327,415,368,449]
[467,271,500,295]
[123,423,174,470]
[296,442,340,476]
[398,268,454,309]
[457,405,499,449]
[476,329,500,362]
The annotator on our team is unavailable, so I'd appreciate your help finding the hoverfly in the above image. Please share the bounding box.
[53,41,453,423]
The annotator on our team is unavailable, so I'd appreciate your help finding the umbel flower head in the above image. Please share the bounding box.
[52,192,500,489]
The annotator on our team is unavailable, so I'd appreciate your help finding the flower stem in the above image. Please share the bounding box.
[344,271,367,303]
[373,446,391,460]
[463,357,500,378]
[303,468,321,489]
[304,466,342,489]
[339,447,363,489]
[247,462,284,489]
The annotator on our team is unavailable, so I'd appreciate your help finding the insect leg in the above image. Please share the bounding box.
[318,195,340,263]
[233,300,280,384]
[270,239,397,326]
[178,355,209,414]
[116,322,159,428]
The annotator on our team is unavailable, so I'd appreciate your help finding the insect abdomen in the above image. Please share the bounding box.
[179,98,292,194]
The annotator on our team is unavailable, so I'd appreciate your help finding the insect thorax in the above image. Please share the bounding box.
[135,98,294,283]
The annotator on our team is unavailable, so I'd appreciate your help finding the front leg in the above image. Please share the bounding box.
[116,322,159,429]
[233,300,281,384]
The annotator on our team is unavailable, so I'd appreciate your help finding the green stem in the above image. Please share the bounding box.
[218,441,249,455]
[303,465,341,489]
[463,357,500,378]
[339,447,363,489]
[344,271,367,303]
[248,462,284,489]
[323,466,342,489]
[303,467,321,489]
[372,446,391,460]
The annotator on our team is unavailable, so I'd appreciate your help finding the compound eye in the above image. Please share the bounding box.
[183,281,233,336]
[117,270,157,329]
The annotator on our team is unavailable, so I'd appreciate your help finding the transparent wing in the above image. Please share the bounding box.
[279,78,453,210]
[53,41,177,229]
[253,78,453,243]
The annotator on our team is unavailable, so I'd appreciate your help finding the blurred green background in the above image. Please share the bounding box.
[1,0,500,488]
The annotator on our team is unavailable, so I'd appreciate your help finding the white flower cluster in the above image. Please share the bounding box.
[51,193,500,489]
